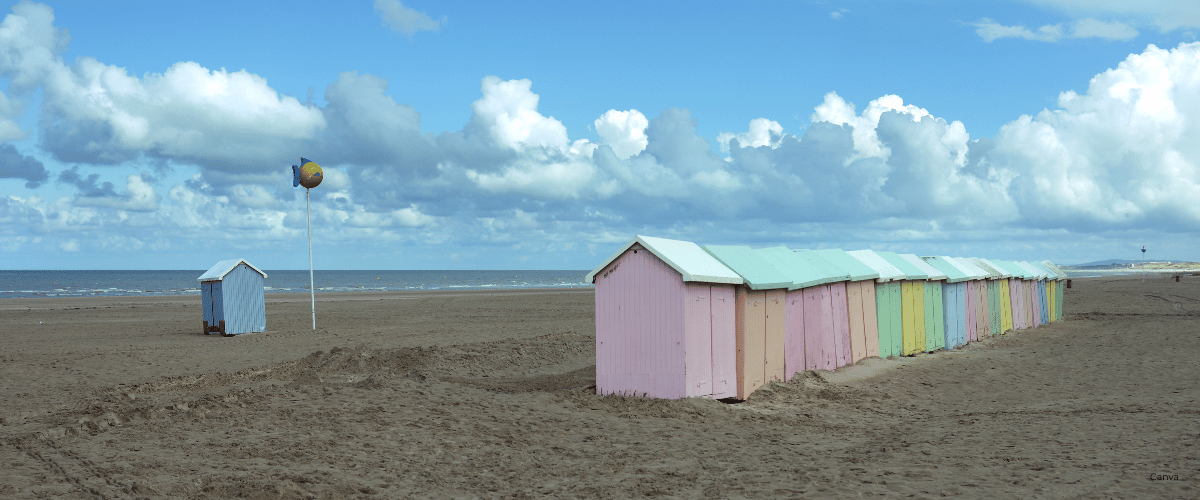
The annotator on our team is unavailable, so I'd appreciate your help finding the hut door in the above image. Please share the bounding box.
[202,281,224,333]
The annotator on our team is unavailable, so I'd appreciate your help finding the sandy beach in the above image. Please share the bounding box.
[1,277,1197,498]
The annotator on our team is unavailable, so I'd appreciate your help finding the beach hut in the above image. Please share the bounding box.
[944,257,989,343]
[973,258,1015,333]
[803,249,882,365]
[586,235,743,399]
[197,258,268,336]
[1017,261,1050,326]
[874,251,930,355]
[846,250,906,358]
[994,260,1033,330]
[1040,261,1068,321]
[897,254,948,352]
[920,256,971,349]
[967,258,1008,336]
[754,247,849,379]
[703,245,793,399]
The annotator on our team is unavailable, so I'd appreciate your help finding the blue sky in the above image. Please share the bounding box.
[3,0,1199,270]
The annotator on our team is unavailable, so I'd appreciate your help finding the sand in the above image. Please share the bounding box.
[0,278,1197,498]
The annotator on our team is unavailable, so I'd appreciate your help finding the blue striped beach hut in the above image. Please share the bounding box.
[197,258,268,336]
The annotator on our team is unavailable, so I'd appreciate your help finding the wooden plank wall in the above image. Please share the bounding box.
[830,283,852,368]
[875,282,903,357]
[803,285,837,371]
[735,288,767,399]
[709,285,737,398]
[594,246,685,399]
[999,279,1014,332]
[925,283,945,351]
[765,289,786,384]
[784,289,806,382]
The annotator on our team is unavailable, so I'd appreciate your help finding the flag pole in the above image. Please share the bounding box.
[307,188,316,329]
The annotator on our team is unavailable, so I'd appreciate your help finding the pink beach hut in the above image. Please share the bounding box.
[802,249,883,365]
[586,235,744,399]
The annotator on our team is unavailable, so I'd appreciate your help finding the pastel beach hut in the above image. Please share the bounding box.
[846,250,907,358]
[944,257,990,343]
[1006,261,1041,328]
[920,256,972,349]
[966,258,1009,336]
[197,258,268,336]
[702,245,793,399]
[974,258,1015,333]
[1017,261,1050,326]
[1040,261,1068,321]
[994,260,1033,330]
[753,247,851,379]
[587,235,744,399]
[897,253,949,353]
[802,249,883,365]
[873,251,931,355]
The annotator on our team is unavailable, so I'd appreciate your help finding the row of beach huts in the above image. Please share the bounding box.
[585,235,1067,400]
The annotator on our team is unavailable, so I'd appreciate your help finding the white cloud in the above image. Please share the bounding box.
[594,109,648,159]
[470,76,569,151]
[971,17,1138,42]
[811,92,930,159]
[717,118,783,153]
[991,42,1200,228]
[0,3,325,169]
[374,0,445,36]
[1021,0,1200,33]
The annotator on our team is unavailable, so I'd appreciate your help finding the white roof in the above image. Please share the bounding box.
[585,235,743,284]
[846,250,905,282]
[1015,261,1048,280]
[898,253,947,280]
[1040,260,1068,280]
[944,257,988,280]
[972,258,1012,278]
[197,258,268,281]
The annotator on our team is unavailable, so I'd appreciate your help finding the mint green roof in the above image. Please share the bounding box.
[802,249,881,282]
[944,257,988,280]
[703,245,792,290]
[584,235,743,284]
[791,250,856,283]
[898,253,947,281]
[755,247,846,290]
[993,260,1032,279]
[921,256,971,283]
[876,251,928,280]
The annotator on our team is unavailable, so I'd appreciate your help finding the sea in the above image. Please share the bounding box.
[0,270,592,300]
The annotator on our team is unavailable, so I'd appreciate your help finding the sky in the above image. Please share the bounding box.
[2,0,1200,270]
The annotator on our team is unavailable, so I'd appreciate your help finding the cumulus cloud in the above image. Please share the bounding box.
[374,0,445,37]
[0,2,325,169]
[594,109,648,159]
[717,118,783,153]
[0,144,49,187]
[971,17,1138,42]
[5,0,1200,266]
[991,42,1200,229]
